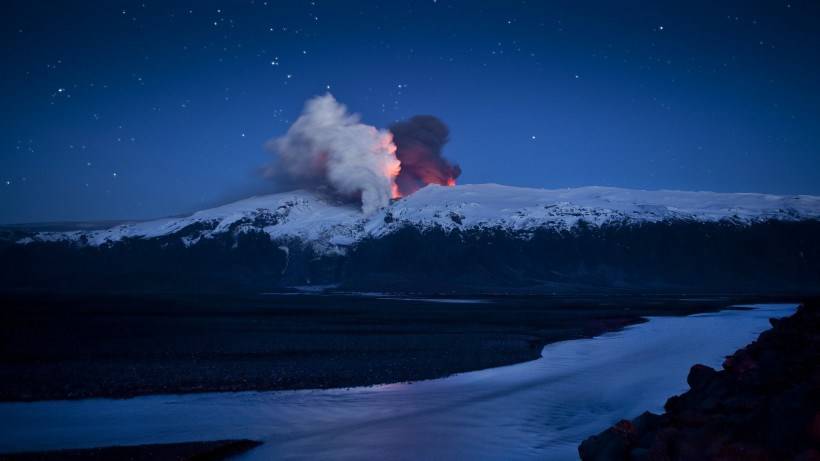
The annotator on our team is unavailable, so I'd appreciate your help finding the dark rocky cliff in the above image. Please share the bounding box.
[579,300,820,460]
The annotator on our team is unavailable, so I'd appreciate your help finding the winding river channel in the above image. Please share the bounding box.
[0,303,797,460]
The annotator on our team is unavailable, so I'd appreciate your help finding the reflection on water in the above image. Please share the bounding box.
[0,304,797,460]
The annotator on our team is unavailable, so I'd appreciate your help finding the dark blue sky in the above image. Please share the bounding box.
[2,1,819,224]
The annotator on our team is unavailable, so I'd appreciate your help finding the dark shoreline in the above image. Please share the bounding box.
[0,439,262,461]
[0,292,803,402]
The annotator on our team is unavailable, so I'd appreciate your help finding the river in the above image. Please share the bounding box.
[0,303,797,460]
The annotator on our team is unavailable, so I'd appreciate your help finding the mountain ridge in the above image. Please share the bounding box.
[4,184,819,294]
[14,183,820,254]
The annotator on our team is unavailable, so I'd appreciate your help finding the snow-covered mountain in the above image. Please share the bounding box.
[19,184,820,254]
[5,184,820,294]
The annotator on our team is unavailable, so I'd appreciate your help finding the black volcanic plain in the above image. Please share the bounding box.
[0,292,799,401]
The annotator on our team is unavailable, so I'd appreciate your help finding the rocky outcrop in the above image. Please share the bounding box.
[579,301,820,460]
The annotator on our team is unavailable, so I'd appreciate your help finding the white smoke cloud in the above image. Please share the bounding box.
[266,94,400,214]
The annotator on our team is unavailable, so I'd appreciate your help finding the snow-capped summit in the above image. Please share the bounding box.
[8,183,820,294]
[21,184,820,253]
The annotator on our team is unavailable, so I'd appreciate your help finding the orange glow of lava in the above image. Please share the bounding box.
[380,132,403,199]
[380,131,457,199]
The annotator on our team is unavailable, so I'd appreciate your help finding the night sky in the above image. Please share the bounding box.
[2,1,819,224]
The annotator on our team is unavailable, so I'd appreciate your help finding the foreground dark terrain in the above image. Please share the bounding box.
[580,300,820,460]
[0,440,260,461]
[0,292,784,402]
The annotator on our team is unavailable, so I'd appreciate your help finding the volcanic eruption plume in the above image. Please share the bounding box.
[390,115,461,196]
[265,94,400,214]
[266,94,460,213]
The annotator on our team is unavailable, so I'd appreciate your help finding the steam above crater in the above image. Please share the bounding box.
[264,94,460,213]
